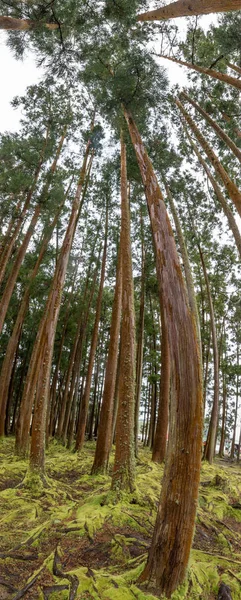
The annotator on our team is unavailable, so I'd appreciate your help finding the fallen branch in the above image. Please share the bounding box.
[12,567,44,600]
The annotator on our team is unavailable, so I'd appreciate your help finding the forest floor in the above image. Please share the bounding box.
[0,440,241,600]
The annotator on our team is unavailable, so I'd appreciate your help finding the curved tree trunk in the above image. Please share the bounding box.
[176,98,241,217]
[124,108,203,598]
[159,55,241,92]
[111,131,136,494]
[199,247,219,464]
[138,0,241,21]
[91,244,122,474]
[183,126,241,259]
[75,205,108,452]
[0,15,58,30]
[181,91,241,164]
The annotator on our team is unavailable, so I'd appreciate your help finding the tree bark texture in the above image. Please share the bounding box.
[199,248,219,464]
[0,15,58,30]
[138,0,241,21]
[111,131,136,494]
[159,55,241,92]
[124,108,203,597]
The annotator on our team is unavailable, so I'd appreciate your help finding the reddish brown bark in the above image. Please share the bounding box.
[138,0,241,21]
[124,108,202,597]
[199,248,219,464]
[134,220,145,457]
[0,15,58,30]
[91,244,122,474]
[227,61,241,76]
[152,309,170,464]
[159,55,241,92]
[111,131,136,493]
[176,98,241,217]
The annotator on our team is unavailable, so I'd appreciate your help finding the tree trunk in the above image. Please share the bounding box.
[138,0,241,21]
[183,126,241,259]
[16,139,91,464]
[134,210,145,457]
[152,309,170,464]
[199,248,219,464]
[0,15,58,30]
[227,61,241,76]
[162,175,201,348]
[111,131,136,494]
[176,98,241,217]
[124,108,203,598]
[159,55,241,92]
[230,347,239,459]
[181,91,241,164]
[91,244,122,474]
[75,205,108,452]
[219,369,227,457]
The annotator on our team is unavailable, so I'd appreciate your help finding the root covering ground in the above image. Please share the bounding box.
[0,439,241,600]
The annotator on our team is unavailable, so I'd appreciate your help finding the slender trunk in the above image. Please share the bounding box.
[199,248,219,464]
[75,205,108,452]
[0,194,66,436]
[230,348,239,459]
[16,140,91,464]
[158,55,241,92]
[0,15,58,30]
[162,175,201,348]
[88,357,100,440]
[219,370,227,457]
[138,0,241,21]
[176,98,241,217]
[183,126,241,259]
[111,131,136,493]
[124,108,202,597]
[134,211,145,457]
[227,61,241,76]
[92,244,122,474]
[181,91,241,164]
[152,309,170,463]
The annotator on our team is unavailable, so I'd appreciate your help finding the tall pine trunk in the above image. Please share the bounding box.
[0,15,58,30]
[124,108,202,597]
[159,55,241,92]
[111,131,136,494]
[138,0,241,21]
[199,247,219,464]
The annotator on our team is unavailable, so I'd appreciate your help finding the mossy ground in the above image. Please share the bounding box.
[0,439,241,600]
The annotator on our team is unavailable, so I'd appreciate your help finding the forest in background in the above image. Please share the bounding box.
[0,1,241,599]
